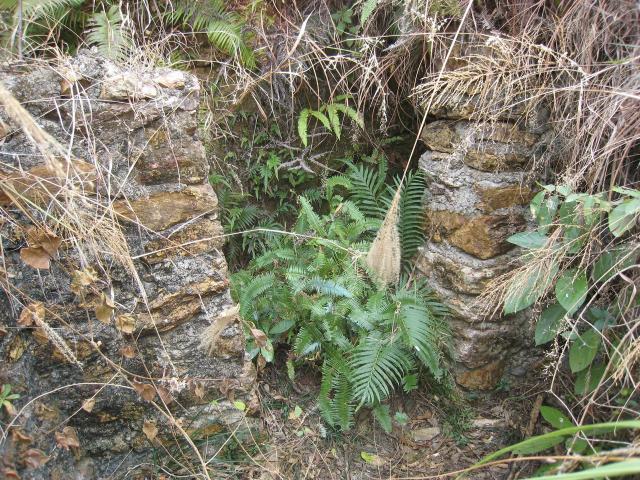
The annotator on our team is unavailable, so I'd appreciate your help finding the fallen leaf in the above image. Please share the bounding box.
[194,382,205,399]
[120,345,136,358]
[22,448,49,469]
[11,428,33,443]
[360,451,384,466]
[18,302,45,327]
[142,421,158,441]
[2,467,20,479]
[70,268,98,295]
[55,426,80,450]
[38,235,62,258]
[133,381,156,402]
[95,293,114,324]
[81,397,96,413]
[288,405,303,420]
[8,336,26,361]
[20,246,51,269]
[157,386,173,405]
[115,314,136,334]
[233,400,246,412]
[4,401,17,416]
[250,328,268,347]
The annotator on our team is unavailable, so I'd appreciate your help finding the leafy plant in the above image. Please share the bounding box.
[86,4,131,60]
[231,181,449,431]
[471,416,640,479]
[163,0,256,68]
[0,383,19,415]
[297,97,364,147]
[503,185,638,389]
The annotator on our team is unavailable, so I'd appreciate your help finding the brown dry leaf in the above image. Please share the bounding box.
[70,268,98,295]
[194,382,206,399]
[18,302,45,327]
[31,327,49,345]
[142,421,158,442]
[8,336,26,361]
[81,397,96,413]
[20,246,51,269]
[95,293,115,325]
[4,401,17,416]
[11,428,33,444]
[22,448,49,469]
[54,426,80,450]
[250,328,268,347]
[157,386,173,405]
[115,314,136,334]
[38,235,62,258]
[120,345,136,358]
[133,381,156,402]
[3,468,20,479]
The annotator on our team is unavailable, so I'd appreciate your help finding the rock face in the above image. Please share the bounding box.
[417,85,551,390]
[0,53,255,478]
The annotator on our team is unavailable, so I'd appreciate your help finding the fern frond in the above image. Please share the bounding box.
[238,273,276,319]
[350,336,412,406]
[333,103,364,129]
[86,6,131,61]
[306,277,353,298]
[298,108,310,146]
[393,294,443,378]
[346,161,388,219]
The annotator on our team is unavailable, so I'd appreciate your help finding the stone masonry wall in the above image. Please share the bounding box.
[416,74,551,390]
[0,53,255,479]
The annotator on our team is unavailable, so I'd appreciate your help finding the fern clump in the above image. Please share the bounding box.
[231,170,450,431]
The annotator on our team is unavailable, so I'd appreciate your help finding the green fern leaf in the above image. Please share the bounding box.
[326,103,341,140]
[310,110,332,132]
[350,336,412,406]
[298,108,311,146]
[334,103,364,129]
[360,0,379,26]
[86,5,131,61]
[238,273,276,319]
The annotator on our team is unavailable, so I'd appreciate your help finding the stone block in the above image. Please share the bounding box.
[420,120,540,172]
[425,209,525,259]
[456,360,505,391]
[114,184,218,231]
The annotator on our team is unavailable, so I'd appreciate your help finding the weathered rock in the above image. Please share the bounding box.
[456,360,505,391]
[417,91,548,391]
[420,120,541,172]
[0,52,255,479]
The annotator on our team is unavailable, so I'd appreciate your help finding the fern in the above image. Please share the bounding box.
[345,160,389,219]
[393,292,443,378]
[350,336,413,405]
[238,273,275,319]
[298,108,311,147]
[86,5,131,61]
[394,170,427,266]
[163,0,255,68]
[360,0,380,26]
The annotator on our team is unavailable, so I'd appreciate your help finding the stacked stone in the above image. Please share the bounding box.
[0,53,255,478]
[416,98,550,390]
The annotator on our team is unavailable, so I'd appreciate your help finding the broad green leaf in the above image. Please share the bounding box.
[574,363,605,395]
[233,400,246,411]
[360,451,383,465]
[540,405,573,429]
[535,303,567,345]
[372,404,392,434]
[475,420,640,465]
[558,201,584,253]
[260,339,275,362]
[507,231,548,249]
[513,436,565,454]
[608,198,640,237]
[592,247,639,284]
[520,459,640,480]
[555,269,588,314]
[569,329,601,373]
[504,262,558,314]
[535,194,559,232]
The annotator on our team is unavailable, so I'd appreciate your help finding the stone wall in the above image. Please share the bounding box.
[0,53,255,478]
[416,87,551,390]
